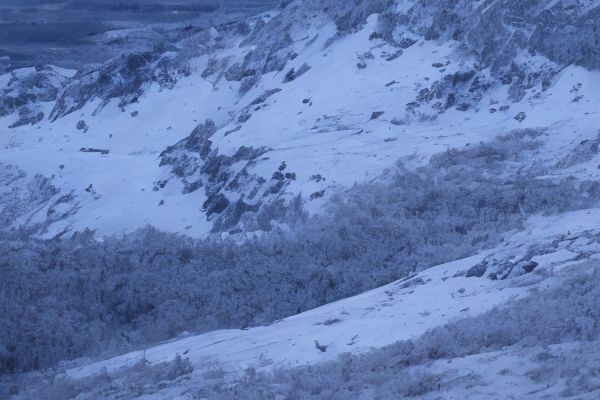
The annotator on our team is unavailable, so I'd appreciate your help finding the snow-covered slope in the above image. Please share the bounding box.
[3,0,600,237]
[3,1,600,398]
[50,207,600,399]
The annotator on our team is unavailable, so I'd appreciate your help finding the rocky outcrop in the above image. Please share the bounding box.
[159,120,304,233]
[0,66,67,128]
[373,0,600,112]
[49,50,192,121]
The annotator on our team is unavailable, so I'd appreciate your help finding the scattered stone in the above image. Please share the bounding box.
[283,63,311,83]
[572,95,584,102]
[76,120,88,132]
[370,111,385,120]
[514,112,527,123]
[80,147,109,155]
[521,261,538,273]
[130,111,139,117]
[466,262,487,278]
[385,49,403,61]
[314,340,328,353]
[310,190,325,200]
[369,32,383,40]
[309,174,325,182]
[399,37,417,49]
[248,89,282,106]
[224,125,242,136]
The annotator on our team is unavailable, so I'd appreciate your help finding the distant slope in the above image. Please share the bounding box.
[3,0,600,237]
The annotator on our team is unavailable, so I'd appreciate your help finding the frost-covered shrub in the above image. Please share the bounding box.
[0,353,194,400]
[0,164,59,228]
[2,134,600,374]
[199,265,600,399]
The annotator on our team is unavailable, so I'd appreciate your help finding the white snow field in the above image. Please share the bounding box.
[2,11,600,237]
[3,0,600,398]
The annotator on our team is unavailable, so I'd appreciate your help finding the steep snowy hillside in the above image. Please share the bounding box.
[3,0,600,237]
[2,0,600,399]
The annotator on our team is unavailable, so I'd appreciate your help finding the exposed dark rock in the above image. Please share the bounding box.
[248,88,282,106]
[514,112,527,123]
[50,50,192,121]
[398,37,417,49]
[76,120,88,131]
[8,111,44,128]
[310,174,325,182]
[283,63,311,83]
[203,193,229,217]
[1,66,66,128]
[159,119,283,232]
[521,261,538,274]
[310,190,325,200]
[385,49,403,61]
[370,111,385,120]
[466,262,487,278]
[80,148,109,155]
[314,340,328,353]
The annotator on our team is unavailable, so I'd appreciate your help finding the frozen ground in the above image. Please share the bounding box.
[2,12,600,238]
[2,0,600,398]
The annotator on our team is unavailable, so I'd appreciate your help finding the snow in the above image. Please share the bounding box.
[4,9,600,237]
[64,205,600,396]
[3,2,600,398]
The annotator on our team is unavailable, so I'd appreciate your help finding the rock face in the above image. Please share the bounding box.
[159,120,303,233]
[0,66,67,128]
[6,0,600,126]
[375,0,600,106]
[50,50,192,121]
